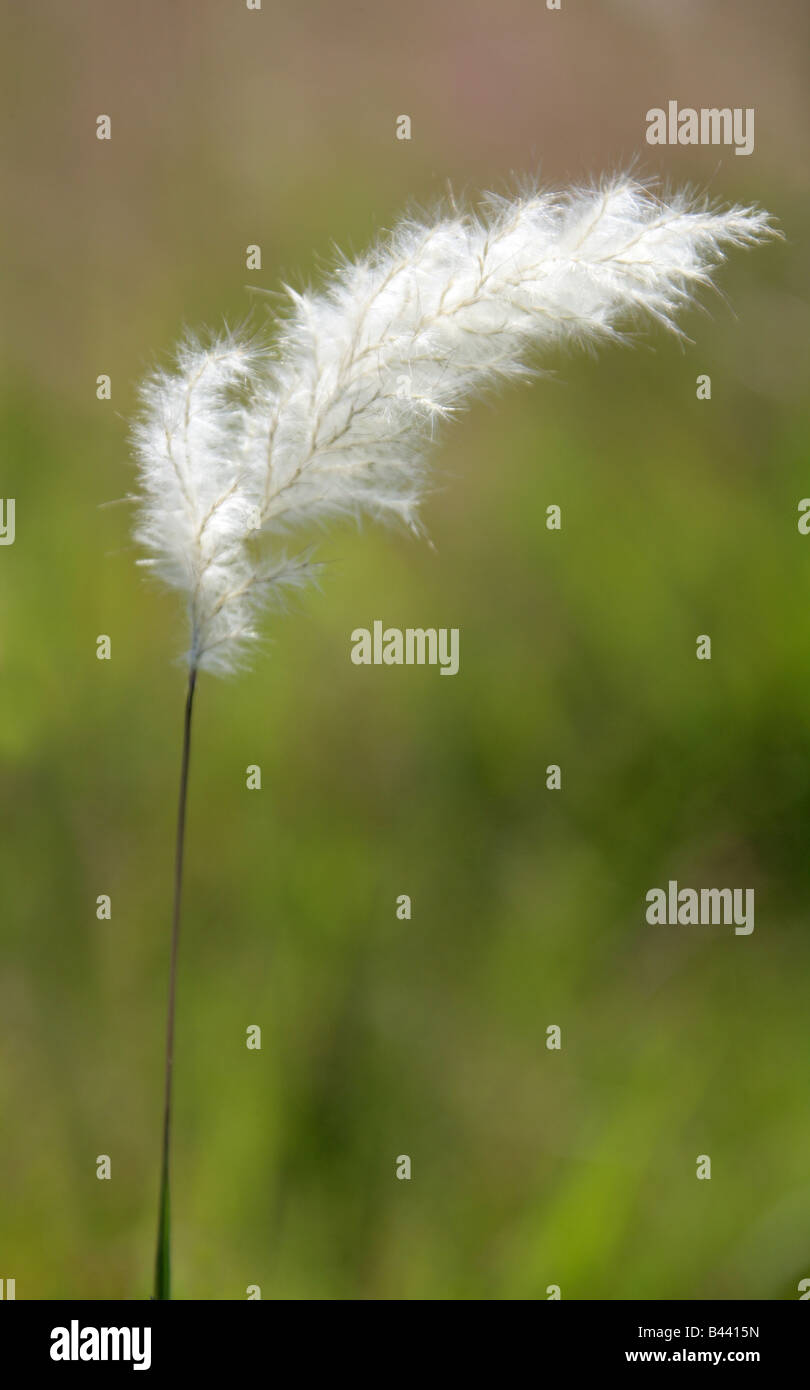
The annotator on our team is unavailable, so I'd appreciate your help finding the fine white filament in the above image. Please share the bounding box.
[132,175,774,674]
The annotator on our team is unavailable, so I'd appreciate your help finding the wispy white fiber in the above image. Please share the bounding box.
[132,175,774,673]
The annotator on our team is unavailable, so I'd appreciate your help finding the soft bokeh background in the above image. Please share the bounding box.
[3,0,809,1299]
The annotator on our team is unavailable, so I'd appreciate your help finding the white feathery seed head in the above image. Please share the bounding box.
[132,174,776,674]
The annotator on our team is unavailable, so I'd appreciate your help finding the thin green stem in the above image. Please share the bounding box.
[153,665,198,1300]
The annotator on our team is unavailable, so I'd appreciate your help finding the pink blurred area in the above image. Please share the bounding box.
[6,0,808,391]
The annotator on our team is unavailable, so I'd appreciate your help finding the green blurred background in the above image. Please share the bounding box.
[3,0,810,1299]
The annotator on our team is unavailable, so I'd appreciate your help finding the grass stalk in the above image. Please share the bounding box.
[153,665,197,1300]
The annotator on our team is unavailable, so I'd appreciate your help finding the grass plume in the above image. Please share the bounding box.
[131,174,775,1297]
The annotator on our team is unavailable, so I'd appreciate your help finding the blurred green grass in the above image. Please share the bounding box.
[3,0,810,1300]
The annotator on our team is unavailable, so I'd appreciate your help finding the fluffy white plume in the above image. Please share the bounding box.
[132,175,774,673]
